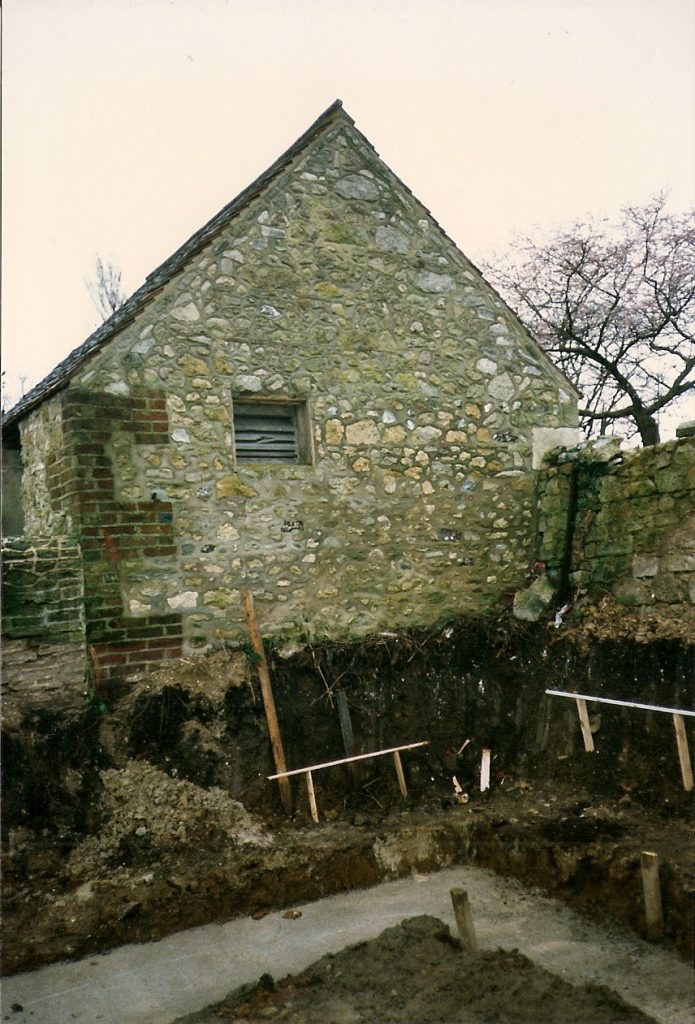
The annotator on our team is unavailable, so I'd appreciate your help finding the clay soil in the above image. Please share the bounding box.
[173,915,660,1024]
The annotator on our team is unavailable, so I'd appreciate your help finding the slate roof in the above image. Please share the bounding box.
[3,98,578,430]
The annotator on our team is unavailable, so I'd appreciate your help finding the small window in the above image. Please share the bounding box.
[233,400,311,464]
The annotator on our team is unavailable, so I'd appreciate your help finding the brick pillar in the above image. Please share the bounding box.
[58,388,183,685]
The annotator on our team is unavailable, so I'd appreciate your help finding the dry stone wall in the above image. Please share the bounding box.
[17,116,577,678]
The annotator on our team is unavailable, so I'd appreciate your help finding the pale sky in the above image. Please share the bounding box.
[3,0,695,418]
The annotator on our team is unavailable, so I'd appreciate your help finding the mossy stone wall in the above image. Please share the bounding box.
[536,436,695,637]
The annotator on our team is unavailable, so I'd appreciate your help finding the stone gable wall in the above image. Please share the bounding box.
[534,436,695,638]
[17,120,577,679]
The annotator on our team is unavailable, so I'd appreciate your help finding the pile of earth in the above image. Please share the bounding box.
[173,914,658,1024]
[62,759,272,884]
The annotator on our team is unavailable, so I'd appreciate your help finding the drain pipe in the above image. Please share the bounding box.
[557,463,580,601]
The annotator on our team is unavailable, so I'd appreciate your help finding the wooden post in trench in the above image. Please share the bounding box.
[575,698,595,753]
[241,589,293,816]
[672,713,694,792]
[450,888,480,953]
[640,851,664,940]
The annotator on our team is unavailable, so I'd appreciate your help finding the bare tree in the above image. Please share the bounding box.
[86,254,127,322]
[1,369,10,414]
[486,195,695,445]
[1,371,27,415]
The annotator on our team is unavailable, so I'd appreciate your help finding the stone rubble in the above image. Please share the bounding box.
[66,760,272,882]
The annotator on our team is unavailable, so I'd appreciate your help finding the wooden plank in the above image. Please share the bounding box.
[393,750,408,798]
[546,689,695,718]
[305,770,319,824]
[450,888,479,953]
[672,713,694,792]
[336,689,356,759]
[268,740,430,780]
[575,698,595,752]
[640,851,663,939]
[241,589,292,815]
[480,748,491,792]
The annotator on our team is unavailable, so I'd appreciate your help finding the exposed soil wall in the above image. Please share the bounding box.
[269,618,694,807]
[5,615,691,837]
[2,614,693,975]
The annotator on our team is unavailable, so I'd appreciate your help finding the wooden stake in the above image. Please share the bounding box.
[672,713,694,792]
[305,770,319,824]
[393,750,408,798]
[640,851,663,940]
[241,589,292,815]
[336,688,360,781]
[480,748,491,792]
[450,888,479,953]
[575,698,595,752]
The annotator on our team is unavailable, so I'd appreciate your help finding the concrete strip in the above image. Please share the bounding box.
[2,865,692,1024]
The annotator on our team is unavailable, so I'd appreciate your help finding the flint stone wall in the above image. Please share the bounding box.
[17,116,576,676]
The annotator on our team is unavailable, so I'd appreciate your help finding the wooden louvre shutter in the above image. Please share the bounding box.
[234,404,299,462]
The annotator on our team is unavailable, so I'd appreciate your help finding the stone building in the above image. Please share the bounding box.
[2,100,579,684]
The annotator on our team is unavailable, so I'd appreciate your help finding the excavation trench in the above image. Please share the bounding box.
[2,617,693,982]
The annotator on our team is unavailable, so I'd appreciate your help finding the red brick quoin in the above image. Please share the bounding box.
[52,388,183,684]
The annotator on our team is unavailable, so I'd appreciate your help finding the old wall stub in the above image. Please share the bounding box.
[1,538,87,717]
[535,435,695,640]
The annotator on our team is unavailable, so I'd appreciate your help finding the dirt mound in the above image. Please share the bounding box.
[66,759,271,882]
[174,915,658,1024]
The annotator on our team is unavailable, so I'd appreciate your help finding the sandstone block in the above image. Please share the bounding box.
[346,420,379,445]
[216,476,257,499]
[325,419,345,444]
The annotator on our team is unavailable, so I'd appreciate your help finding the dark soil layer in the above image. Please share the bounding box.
[269,620,694,808]
[2,617,694,976]
[172,915,659,1024]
